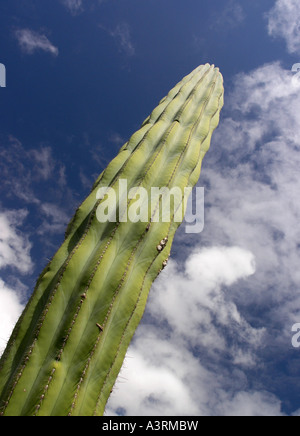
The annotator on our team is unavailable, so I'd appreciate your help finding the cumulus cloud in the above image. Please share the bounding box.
[0,209,32,274]
[267,0,300,54]
[0,209,31,356]
[197,61,300,404]
[149,248,258,352]
[107,337,284,416]
[15,29,58,56]
[201,62,300,319]
[219,391,284,417]
[0,279,25,356]
[106,247,269,416]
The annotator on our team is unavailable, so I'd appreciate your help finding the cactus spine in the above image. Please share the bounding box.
[0,64,224,416]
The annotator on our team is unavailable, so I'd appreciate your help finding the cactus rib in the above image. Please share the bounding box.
[0,64,224,416]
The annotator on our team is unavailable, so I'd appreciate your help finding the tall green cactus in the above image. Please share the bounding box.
[0,63,224,416]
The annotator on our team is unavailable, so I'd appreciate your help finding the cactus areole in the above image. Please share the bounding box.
[0,64,224,416]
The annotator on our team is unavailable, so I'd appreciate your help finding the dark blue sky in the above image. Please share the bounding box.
[1,0,300,416]
[0,0,286,222]
[0,0,285,150]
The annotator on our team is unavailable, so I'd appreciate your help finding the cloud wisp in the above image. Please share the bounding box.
[106,247,278,416]
[210,0,245,30]
[15,29,59,56]
[61,0,106,15]
[0,136,65,205]
[61,0,83,15]
[110,23,135,57]
[99,22,136,58]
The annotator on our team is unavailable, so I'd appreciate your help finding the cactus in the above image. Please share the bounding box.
[0,63,224,416]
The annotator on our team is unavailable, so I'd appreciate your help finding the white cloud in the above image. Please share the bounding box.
[0,210,33,274]
[195,60,300,388]
[106,247,270,416]
[201,62,300,313]
[0,279,25,356]
[107,334,284,416]
[218,391,284,416]
[267,0,300,54]
[0,210,31,356]
[107,346,200,416]
[15,29,59,56]
[148,248,259,352]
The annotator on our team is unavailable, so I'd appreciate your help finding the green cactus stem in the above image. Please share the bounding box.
[0,63,224,416]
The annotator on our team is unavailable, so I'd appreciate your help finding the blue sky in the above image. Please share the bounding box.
[1,0,300,416]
